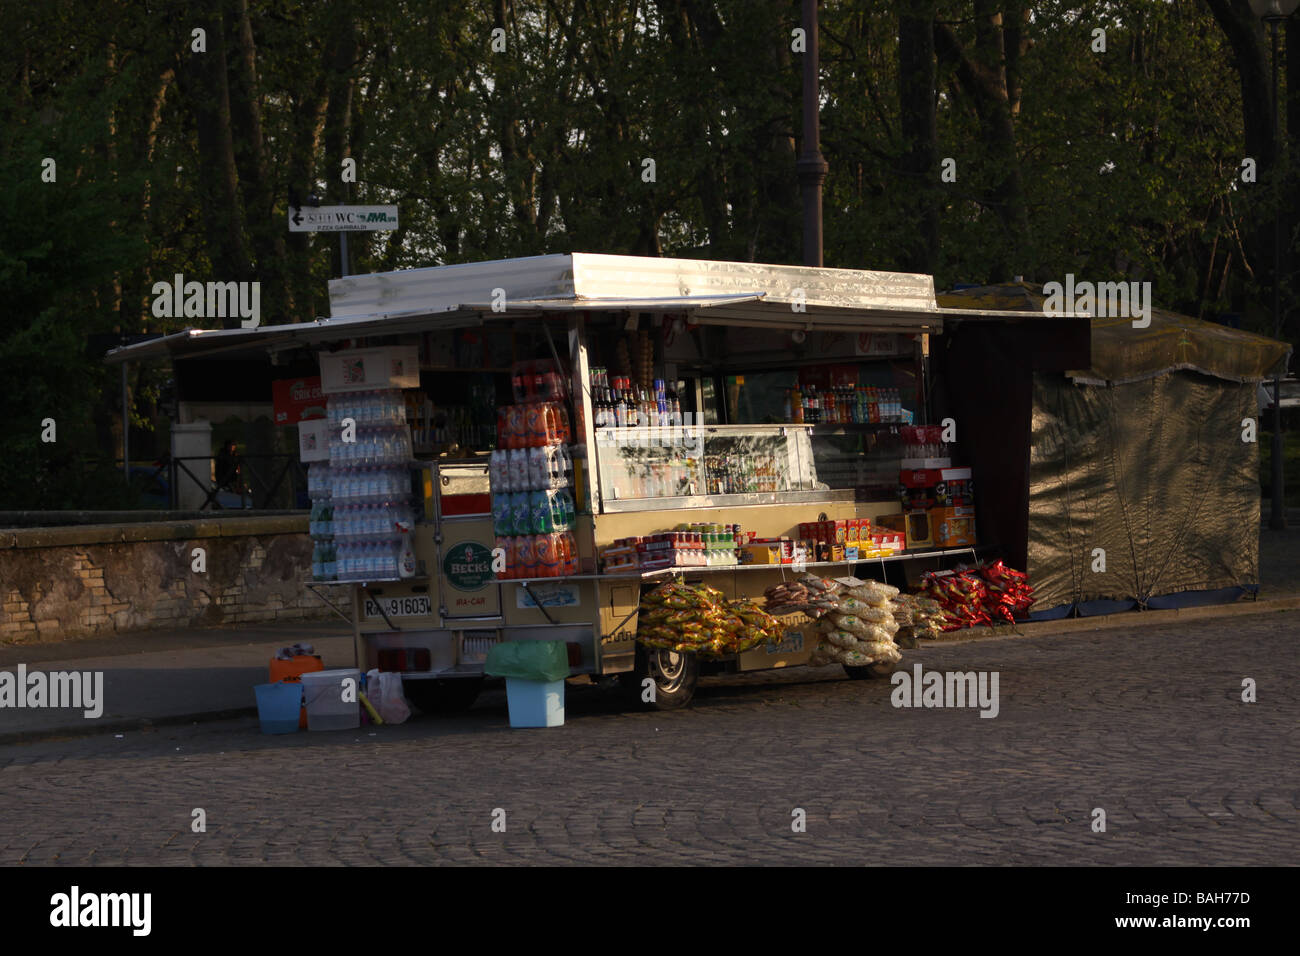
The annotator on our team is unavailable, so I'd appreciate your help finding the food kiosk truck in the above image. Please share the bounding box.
[107,254,1068,711]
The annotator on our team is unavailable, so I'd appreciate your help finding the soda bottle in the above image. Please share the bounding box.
[539,403,557,445]
[510,491,532,535]
[534,532,559,577]
[516,535,538,578]
[523,403,543,447]
[556,404,572,443]
[492,492,514,536]
[555,488,575,529]
[561,531,579,574]
[494,535,514,579]
[530,489,553,534]
[504,405,523,448]
[546,489,566,531]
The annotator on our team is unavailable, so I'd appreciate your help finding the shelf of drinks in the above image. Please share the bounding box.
[307,576,431,587]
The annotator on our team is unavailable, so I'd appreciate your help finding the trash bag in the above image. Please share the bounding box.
[485,640,570,682]
[363,669,411,725]
[377,672,411,724]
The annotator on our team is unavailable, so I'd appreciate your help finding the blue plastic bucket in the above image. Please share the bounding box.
[254,681,303,734]
[504,678,565,728]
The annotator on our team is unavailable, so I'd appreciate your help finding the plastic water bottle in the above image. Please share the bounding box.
[557,445,573,488]
[506,448,525,492]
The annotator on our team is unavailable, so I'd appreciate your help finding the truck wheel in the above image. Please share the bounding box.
[402,677,484,714]
[844,661,896,680]
[624,644,698,710]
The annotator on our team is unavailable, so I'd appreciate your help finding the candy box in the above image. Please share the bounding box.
[742,540,783,565]
[875,513,906,533]
[904,512,934,549]
[931,506,976,546]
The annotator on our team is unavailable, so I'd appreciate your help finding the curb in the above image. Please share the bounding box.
[924,593,1300,645]
[0,707,257,748]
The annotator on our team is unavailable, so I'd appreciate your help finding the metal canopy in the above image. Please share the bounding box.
[103,253,1083,364]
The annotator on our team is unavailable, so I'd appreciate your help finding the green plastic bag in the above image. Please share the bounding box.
[484,640,570,682]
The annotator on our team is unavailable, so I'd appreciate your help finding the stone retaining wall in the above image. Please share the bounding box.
[0,517,342,643]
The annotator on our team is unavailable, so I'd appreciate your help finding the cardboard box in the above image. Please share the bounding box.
[900,468,944,488]
[904,511,935,549]
[936,467,976,508]
[297,419,330,462]
[742,540,783,565]
[931,506,976,546]
[872,530,904,553]
[875,513,906,533]
[319,345,420,394]
[736,611,816,671]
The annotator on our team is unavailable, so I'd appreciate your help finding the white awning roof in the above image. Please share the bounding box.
[104,253,1082,364]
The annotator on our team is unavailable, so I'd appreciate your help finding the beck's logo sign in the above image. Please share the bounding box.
[443,541,494,591]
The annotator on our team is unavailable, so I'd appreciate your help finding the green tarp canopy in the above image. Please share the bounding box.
[938,283,1290,385]
[937,284,1291,613]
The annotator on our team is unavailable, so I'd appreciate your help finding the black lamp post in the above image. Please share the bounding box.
[797,0,827,267]
[1249,0,1298,530]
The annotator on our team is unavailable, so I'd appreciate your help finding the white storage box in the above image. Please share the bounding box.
[302,668,361,731]
[319,346,420,394]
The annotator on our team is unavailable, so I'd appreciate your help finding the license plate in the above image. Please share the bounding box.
[364,595,432,618]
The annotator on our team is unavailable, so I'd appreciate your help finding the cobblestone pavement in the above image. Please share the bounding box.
[1,611,1296,866]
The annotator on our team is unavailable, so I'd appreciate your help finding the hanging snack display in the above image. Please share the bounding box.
[888,592,947,647]
[920,561,1035,631]
[636,582,781,659]
[812,576,903,667]
[761,574,903,667]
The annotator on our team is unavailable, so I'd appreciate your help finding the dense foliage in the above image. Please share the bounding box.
[1,0,1295,507]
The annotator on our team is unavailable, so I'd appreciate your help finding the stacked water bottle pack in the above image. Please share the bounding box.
[490,389,580,579]
[308,461,337,581]
[325,388,419,582]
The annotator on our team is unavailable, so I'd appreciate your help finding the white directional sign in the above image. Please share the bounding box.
[288,204,399,232]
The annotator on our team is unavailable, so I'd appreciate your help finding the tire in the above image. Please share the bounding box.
[624,643,698,710]
[402,676,484,714]
[843,661,896,680]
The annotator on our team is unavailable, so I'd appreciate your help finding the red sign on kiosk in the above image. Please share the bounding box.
[272,377,326,424]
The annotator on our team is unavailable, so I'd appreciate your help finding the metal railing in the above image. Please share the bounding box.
[164,454,308,510]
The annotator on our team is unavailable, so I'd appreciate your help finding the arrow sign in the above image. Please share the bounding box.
[288,204,399,233]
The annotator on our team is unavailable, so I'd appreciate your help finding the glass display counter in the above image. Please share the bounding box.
[593,424,822,511]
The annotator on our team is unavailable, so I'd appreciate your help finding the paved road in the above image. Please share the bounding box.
[1,611,1296,865]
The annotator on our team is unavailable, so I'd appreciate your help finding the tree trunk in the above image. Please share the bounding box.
[175,0,252,314]
[898,1,939,275]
